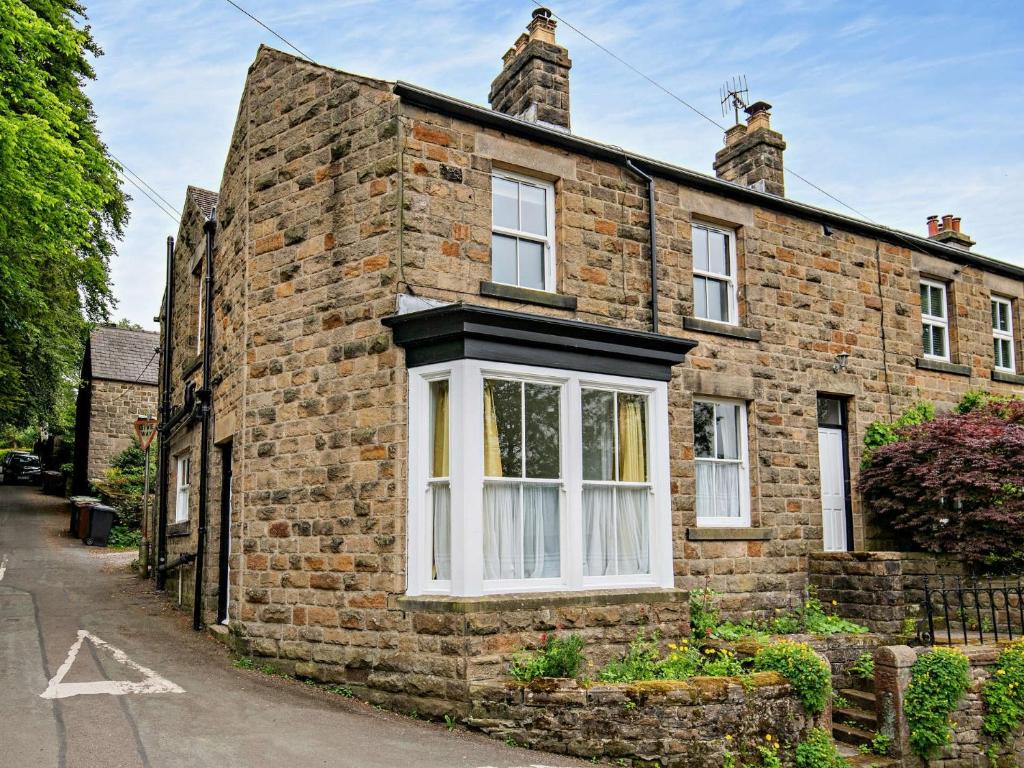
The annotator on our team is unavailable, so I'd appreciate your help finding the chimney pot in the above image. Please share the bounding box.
[928,213,975,250]
[952,217,961,233]
[927,215,939,237]
[942,214,954,232]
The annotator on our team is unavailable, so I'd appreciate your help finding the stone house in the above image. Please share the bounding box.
[73,326,160,492]
[155,9,1024,711]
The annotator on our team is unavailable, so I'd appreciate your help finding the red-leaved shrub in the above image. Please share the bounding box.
[859,400,1024,570]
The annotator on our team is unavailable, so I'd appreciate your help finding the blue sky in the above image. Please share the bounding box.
[83,0,1024,329]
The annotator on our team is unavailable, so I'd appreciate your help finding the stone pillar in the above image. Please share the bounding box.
[489,8,572,132]
[713,101,786,196]
[874,645,920,765]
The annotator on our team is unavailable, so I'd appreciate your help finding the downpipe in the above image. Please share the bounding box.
[625,158,659,334]
[156,236,175,590]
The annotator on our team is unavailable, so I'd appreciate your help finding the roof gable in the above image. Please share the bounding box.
[87,327,160,385]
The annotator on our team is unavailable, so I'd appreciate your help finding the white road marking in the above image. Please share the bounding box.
[40,630,185,699]
[0,554,7,581]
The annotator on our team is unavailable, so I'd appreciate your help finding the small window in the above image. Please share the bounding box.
[491,172,555,292]
[694,399,750,526]
[692,222,738,325]
[174,455,191,523]
[992,296,1016,373]
[920,280,949,361]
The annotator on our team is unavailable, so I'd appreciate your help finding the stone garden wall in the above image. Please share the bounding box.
[875,644,1024,768]
[467,673,825,767]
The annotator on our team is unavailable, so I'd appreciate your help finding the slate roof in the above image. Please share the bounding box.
[187,186,219,219]
[87,327,160,385]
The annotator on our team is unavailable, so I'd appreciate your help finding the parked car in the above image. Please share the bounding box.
[0,452,42,484]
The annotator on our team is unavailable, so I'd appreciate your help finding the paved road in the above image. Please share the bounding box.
[0,484,586,768]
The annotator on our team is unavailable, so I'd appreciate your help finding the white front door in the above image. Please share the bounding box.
[818,427,848,551]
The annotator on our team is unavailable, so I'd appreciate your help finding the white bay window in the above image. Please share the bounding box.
[408,360,672,596]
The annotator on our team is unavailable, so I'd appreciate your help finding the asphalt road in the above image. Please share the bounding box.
[0,484,587,768]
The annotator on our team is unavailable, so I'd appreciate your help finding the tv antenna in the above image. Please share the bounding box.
[720,76,750,125]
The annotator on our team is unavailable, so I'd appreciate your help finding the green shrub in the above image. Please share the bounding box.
[905,647,970,759]
[861,401,934,467]
[690,585,720,639]
[106,526,141,550]
[753,641,831,715]
[656,639,704,680]
[795,728,850,768]
[982,640,1024,748]
[849,651,875,682]
[508,633,585,681]
[598,630,660,682]
[700,647,746,677]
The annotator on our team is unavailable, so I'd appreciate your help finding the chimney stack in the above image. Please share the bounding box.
[713,101,787,196]
[926,213,975,250]
[489,8,572,132]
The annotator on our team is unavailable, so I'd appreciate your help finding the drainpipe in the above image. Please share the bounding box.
[625,159,659,333]
[156,236,175,590]
[193,209,216,631]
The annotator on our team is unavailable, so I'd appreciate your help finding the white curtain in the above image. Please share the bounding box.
[696,461,741,519]
[523,485,559,578]
[696,462,715,519]
[617,488,648,575]
[484,483,559,580]
[583,486,614,576]
[483,484,520,579]
[432,483,451,580]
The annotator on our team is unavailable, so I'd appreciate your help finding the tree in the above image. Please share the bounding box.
[0,0,128,428]
[859,400,1024,570]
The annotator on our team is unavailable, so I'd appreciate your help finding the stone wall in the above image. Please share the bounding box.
[467,672,824,767]
[809,552,966,638]
[87,379,158,480]
[875,644,1024,767]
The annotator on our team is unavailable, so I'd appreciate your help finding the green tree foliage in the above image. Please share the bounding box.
[0,0,128,428]
[861,401,935,467]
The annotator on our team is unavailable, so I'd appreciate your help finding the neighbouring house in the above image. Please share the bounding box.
[155,8,1024,712]
[73,326,160,492]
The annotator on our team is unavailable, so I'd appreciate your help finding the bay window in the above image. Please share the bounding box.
[409,360,671,596]
[694,398,750,527]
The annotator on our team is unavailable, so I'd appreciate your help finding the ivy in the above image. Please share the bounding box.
[753,641,831,715]
[904,648,970,759]
[982,641,1024,750]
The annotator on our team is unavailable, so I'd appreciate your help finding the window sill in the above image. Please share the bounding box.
[683,317,762,341]
[394,586,686,614]
[167,522,191,538]
[915,357,970,377]
[479,281,577,311]
[993,370,1024,385]
[687,526,773,541]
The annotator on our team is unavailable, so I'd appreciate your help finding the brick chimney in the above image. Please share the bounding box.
[926,214,975,250]
[489,8,572,132]
[713,101,786,196]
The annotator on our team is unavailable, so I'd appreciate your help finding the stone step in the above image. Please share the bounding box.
[835,705,877,731]
[840,687,877,710]
[832,721,876,748]
[846,754,900,768]
[847,674,876,694]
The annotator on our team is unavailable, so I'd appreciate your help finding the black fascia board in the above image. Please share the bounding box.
[382,303,697,382]
[393,81,1024,283]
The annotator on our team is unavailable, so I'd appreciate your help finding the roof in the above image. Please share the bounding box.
[86,327,160,385]
[187,186,218,219]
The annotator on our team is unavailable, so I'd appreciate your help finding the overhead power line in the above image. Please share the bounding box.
[117,170,179,224]
[111,152,180,217]
[221,0,313,61]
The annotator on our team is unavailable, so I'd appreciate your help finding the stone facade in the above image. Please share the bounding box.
[468,672,824,767]
[155,13,1024,710]
[86,379,159,480]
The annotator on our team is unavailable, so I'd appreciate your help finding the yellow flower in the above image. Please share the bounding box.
[832,600,838,606]
[998,669,1007,675]
[765,734,773,742]
[725,735,733,742]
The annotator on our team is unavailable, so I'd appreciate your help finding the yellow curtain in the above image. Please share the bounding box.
[618,395,647,482]
[431,382,449,477]
[483,381,503,477]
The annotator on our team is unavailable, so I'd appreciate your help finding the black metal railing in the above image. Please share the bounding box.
[921,575,1024,646]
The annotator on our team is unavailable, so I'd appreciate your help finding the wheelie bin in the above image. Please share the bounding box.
[69,496,99,537]
[84,504,117,546]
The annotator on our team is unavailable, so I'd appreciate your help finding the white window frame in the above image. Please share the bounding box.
[195,274,205,355]
[920,279,950,362]
[490,171,557,293]
[406,359,672,597]
[693,397,751,528]
[992,295,1016,373]
[691,221,739,326]
[174,454,191,523]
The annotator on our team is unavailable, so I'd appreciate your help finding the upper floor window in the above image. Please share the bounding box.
[195,275,205,355]
[693,398,750,527]
[175,454,191,523]
[992,296,1016,373]
[692,222,738,325]
[408,359,672,596]
[920,279,949,361]
[491,172,555,292]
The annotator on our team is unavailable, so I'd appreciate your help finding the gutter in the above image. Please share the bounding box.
[193,210,216,631]
[392,81,1024,282]
[625,159,658,334]
[156,236,175,590]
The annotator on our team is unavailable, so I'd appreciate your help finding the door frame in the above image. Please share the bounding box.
[817,395,854,552]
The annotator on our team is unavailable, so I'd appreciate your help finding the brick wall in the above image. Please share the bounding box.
[86,379,158,480]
